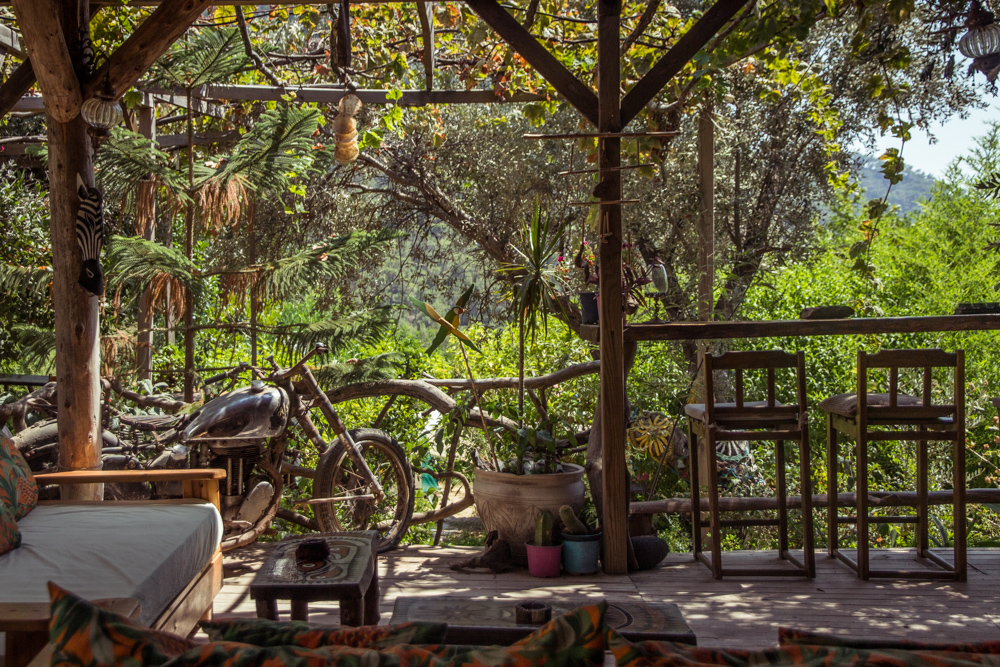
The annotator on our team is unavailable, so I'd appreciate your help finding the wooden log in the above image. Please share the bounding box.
[140,83,548,106]
[629,489,1000,514]
[625,314,1000,341]
[697,102,714,321]
[424,360,599,390]
[10,0,81,122]
[597,0,628,576]
[620,0,751,124]
[464,0,598,126]
[82,0,214,102]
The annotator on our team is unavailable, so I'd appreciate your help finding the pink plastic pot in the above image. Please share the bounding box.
[525,541,563,577]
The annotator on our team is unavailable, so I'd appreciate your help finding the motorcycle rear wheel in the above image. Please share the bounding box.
[313,428,414,552]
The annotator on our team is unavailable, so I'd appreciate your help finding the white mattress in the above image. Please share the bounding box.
[0,498,222,626]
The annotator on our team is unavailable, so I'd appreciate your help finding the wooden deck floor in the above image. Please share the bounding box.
[215,545,1000,649]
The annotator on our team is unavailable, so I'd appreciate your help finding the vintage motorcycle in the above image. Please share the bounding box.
[12,345,417,552]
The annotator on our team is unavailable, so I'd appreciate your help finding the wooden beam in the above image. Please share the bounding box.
[697,101,714,320]
[416,0,434,91]
[620,0,751,125]
[0,8,104,120]
[0,23,25,58]
[10,0,82,122]
[135,101,156,382]
[81,0,214,102]
[597,0,628,576]
[625,313,1000,341]
[139,83,547,106]
[151,91,225,118]
[464,0,598,126]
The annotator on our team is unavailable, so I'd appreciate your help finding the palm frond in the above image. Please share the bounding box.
[211,105,321,195]
[10,325,55,373]
[312,353,405,387]
[152,27,249,89]
[0,264,52,303]
[975,171,1000,200]
[255,229,403,303]
[274,307,395,357]
[96,128,190,213]
[105,235,198,298]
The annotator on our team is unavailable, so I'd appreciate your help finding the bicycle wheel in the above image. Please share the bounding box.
[313,428,414,552]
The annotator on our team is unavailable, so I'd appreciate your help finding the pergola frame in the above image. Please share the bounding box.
[4,0,752,573]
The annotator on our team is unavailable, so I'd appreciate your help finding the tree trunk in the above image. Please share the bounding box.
[183,89,195,402]
[135,100,156,382]
[46,0,102,501]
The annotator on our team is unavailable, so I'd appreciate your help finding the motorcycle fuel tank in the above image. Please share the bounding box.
[182,383,290,442]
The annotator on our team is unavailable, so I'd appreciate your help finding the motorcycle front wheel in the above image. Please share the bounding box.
[313,428,414,552]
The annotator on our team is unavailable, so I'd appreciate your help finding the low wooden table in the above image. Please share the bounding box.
[250,531,379,626]
[390,596,696,645]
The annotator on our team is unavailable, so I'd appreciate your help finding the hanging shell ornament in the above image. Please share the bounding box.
[332,94,362,165]
[627,411,674,460]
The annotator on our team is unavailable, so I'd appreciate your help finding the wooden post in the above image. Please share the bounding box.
[597,0,627,575]
[697,101,714,321]
[22,0,103,500]
[135,99,157,382]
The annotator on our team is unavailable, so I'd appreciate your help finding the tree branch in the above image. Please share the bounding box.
[621,0,661,56]
[235,7,283,88]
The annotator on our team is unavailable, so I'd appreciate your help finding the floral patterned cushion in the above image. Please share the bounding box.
[0,429,37,519]
[608,627,1000,667]
[51,579,606,667]
[0,501,20,556]
[779,627,1000,653]
[201,616,447,647]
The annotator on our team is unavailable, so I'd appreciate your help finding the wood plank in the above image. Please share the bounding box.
[10,0,81,122]
[81,0,213,103]
[464,0,598,125]
[0,22,25,58]
[625,314,1000,341]
[0,62,38,117]
[620,0,751,124]
[630,489,1000,514]
[154,551,223,636]
[35,468,227,484]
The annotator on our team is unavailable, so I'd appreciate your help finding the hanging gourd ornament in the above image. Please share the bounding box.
[332,94,362,165]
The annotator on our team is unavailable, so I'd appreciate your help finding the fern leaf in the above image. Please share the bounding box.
[152,28,249,89]
[96,128,190,213]
[274,307,395,358]
[0,264,53,303]
[312,353,405,387]
[105,235,198,296]
[975,171,1000,200]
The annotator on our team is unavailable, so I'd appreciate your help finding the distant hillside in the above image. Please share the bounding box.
[857,156,937,215]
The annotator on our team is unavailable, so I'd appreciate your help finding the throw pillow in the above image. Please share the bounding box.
[0,428,38,519]
[49,582,198,667]
[0,501,20,556]
[52,582,607,667]
[201,616,447,648]
[779,627,1000,653]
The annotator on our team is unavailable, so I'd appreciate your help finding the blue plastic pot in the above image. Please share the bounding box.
[560,532,602,574]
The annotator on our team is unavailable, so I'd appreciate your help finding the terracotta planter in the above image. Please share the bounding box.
[473,463,585,565]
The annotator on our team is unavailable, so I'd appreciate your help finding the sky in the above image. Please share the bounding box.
[868,99,1000,178]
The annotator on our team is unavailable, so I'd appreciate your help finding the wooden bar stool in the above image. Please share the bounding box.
[820,349,966,581]
[685,350,815,579]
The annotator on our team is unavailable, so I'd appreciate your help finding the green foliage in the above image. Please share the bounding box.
[152,27,249,89]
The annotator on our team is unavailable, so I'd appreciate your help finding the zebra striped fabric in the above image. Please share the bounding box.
[75,175,104,297]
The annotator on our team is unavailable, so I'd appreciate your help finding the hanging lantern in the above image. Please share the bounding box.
[332,94,362,165]
[80,71,122,143]
[959,0,1000,59]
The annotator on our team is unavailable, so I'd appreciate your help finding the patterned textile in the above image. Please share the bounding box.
[779,628,1000,653]
[0,501,20,555]
[51,579,606,667]
[201,616,448,647]
[49,582,198,667]
[608,628,1000,667]
[0,430,37,519]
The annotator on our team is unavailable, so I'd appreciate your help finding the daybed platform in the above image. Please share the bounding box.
[217,544,1000,648]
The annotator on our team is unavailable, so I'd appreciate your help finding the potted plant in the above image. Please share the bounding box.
[473,200,586,564]
[572,238,599,324]
[558,505,601,575]
[525,509,562,577]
